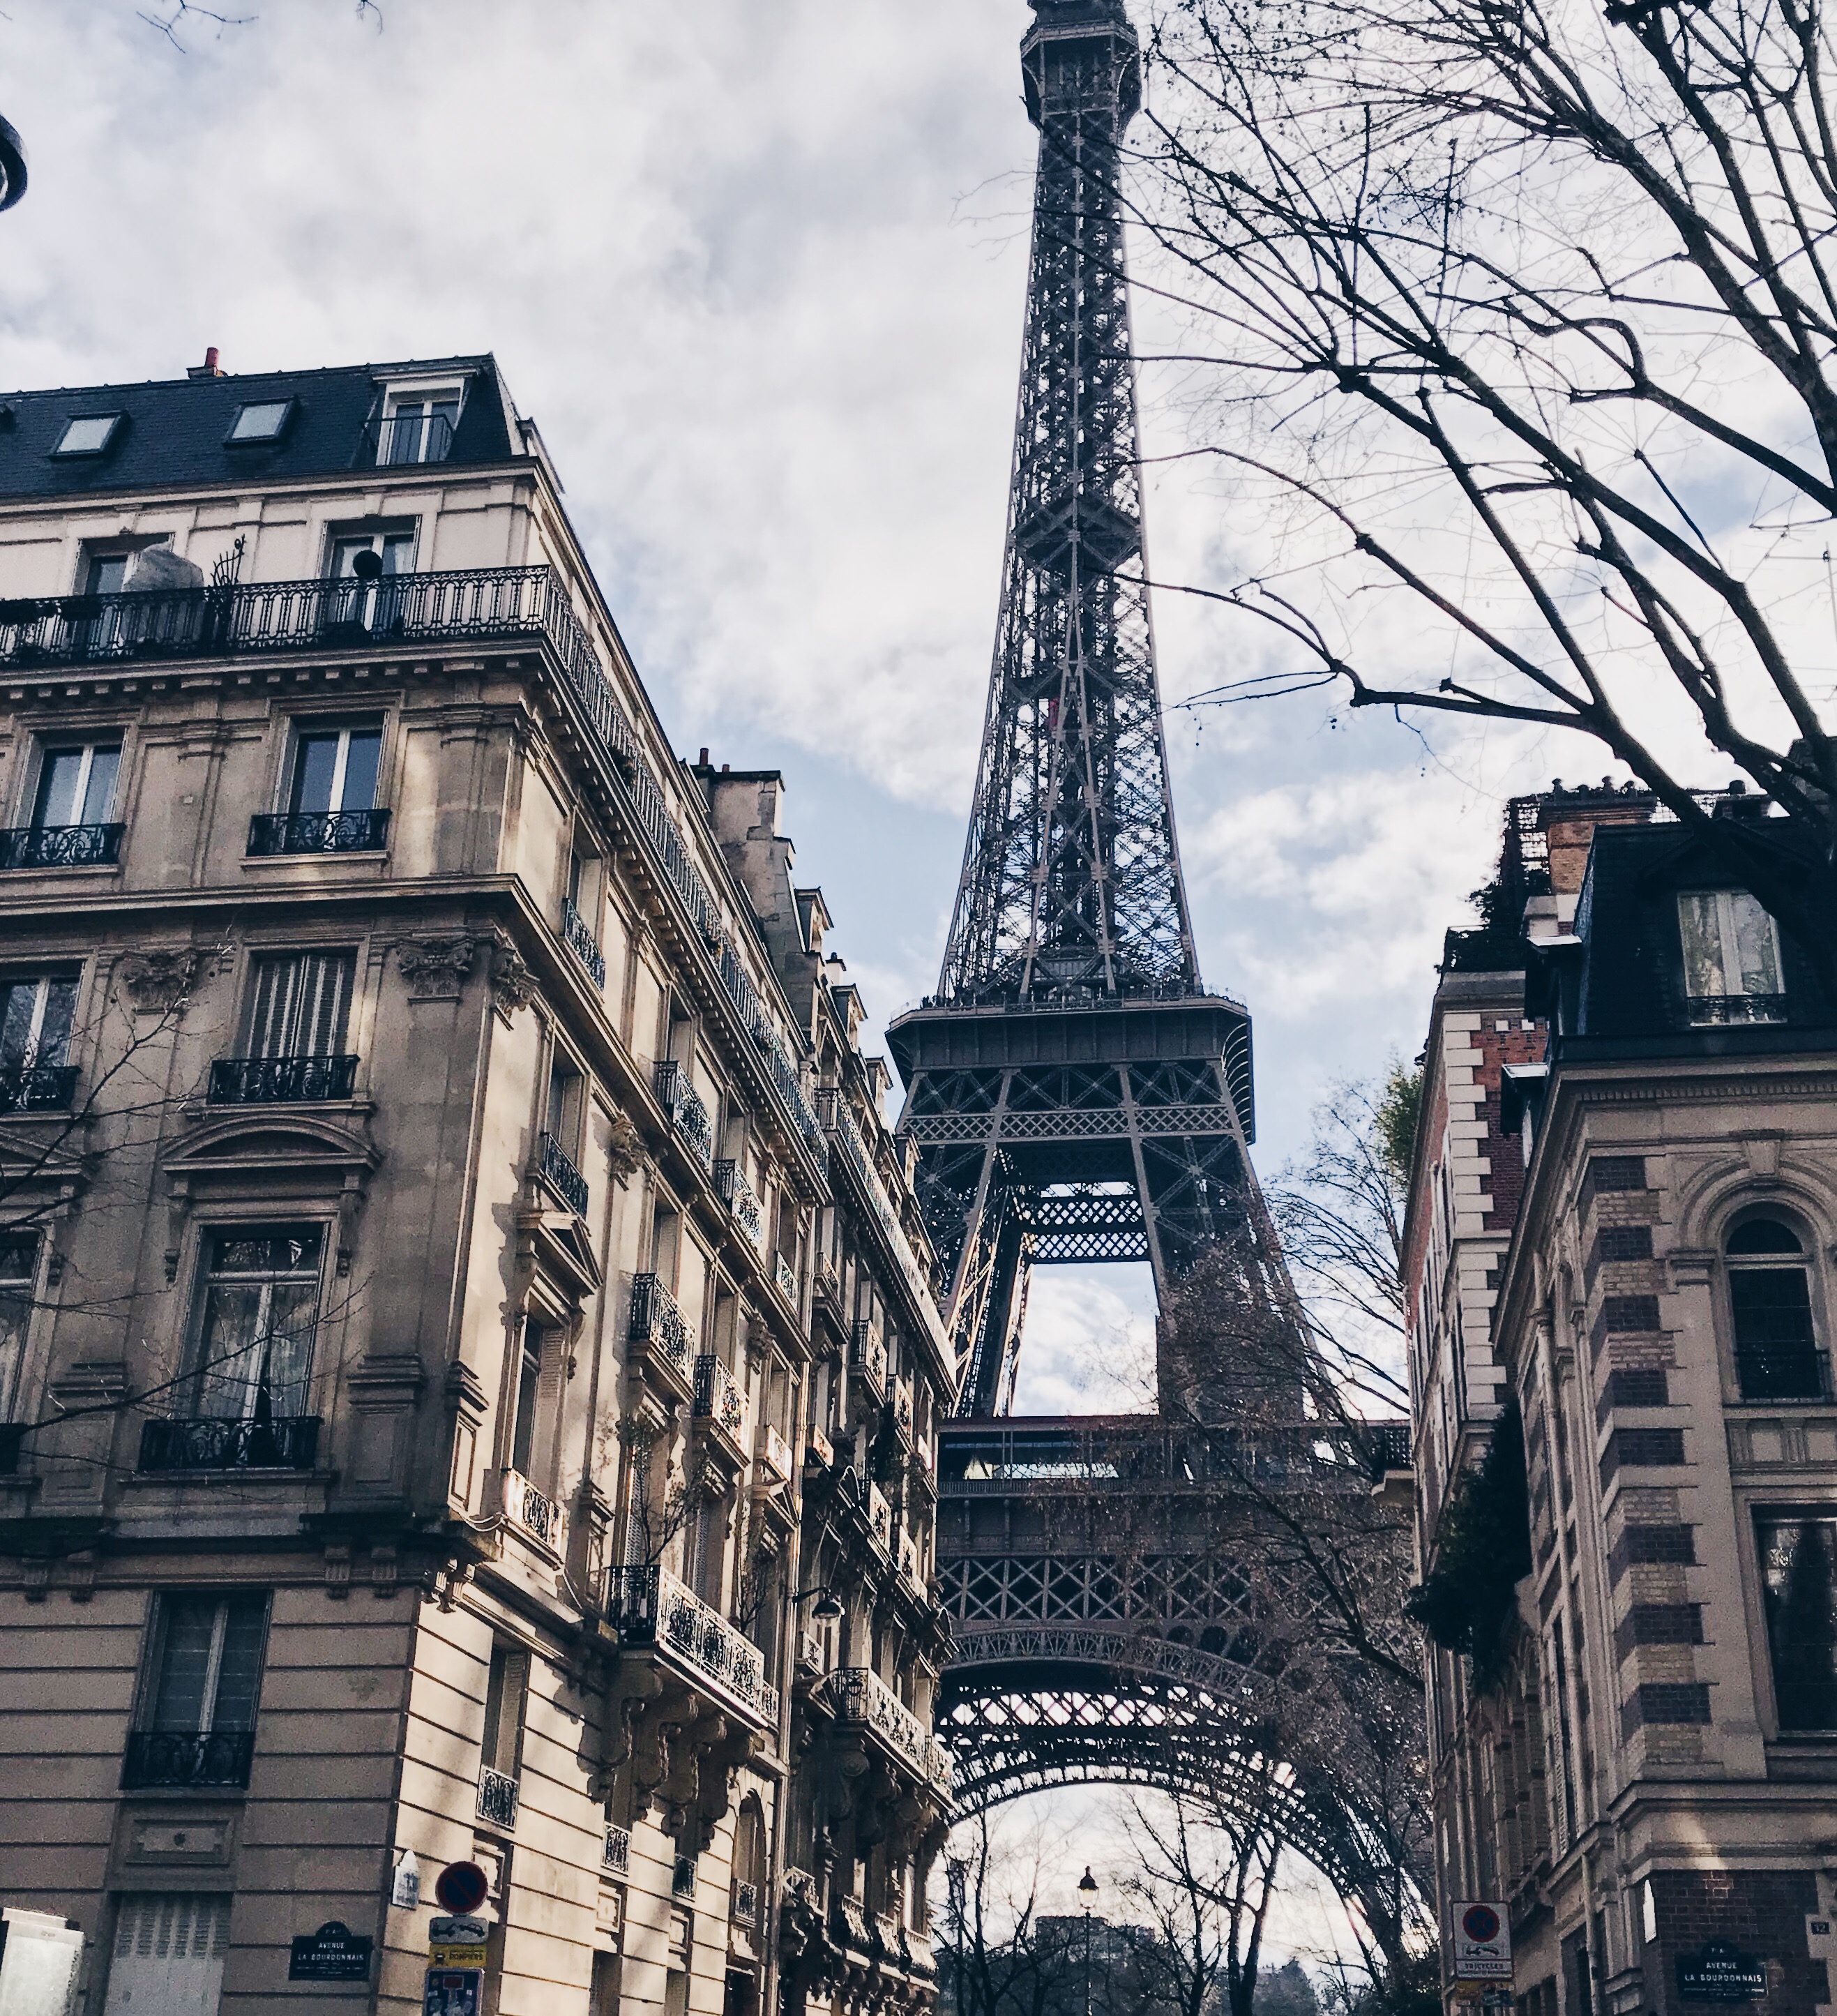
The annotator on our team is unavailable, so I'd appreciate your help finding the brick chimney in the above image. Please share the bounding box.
[186,347,223,380]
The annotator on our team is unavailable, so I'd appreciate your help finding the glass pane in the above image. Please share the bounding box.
[335,730,381,813]
[1677,894,1725,997]
[230,401,289,442]
[0,984,37,1070]
[35,979,75,1068]
[212,1229,321,1278]
[386,403,424,466]
[0,1284,31,1417]
[330,537,372,580]
[1761,1518,1837,1729]
[195,1281,266,1418]
[55,416,117,455]
[256,1279,321,1418]
[209,1595,267,1731]
[32,750,87,829]
[1731,1267,1816,1353]
[84,555,129,597]
[379,532,415,576]
[151,1595,219,1732]
[80,747,120,825]
[1730,893,1782,995]
[288,733,340,815]
[512,1341,543,1474]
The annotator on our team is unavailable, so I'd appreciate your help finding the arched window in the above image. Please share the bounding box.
[1728,1218,1825,1400]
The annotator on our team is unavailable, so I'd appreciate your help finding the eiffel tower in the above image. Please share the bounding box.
[889,0,1269,1420]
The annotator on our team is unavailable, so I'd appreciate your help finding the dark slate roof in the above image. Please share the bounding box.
[0,354,527,502]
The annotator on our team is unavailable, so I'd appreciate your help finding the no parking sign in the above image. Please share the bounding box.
[1453,1902,1512,1981]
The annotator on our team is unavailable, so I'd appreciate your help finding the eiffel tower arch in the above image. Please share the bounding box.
[889,0,1426,1940]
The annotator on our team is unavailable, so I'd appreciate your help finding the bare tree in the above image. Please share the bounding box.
[1108,0,1837,987]
[1125,1789,1285,2016]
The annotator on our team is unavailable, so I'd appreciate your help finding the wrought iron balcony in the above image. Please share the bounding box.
[607,1562,771,1724]
[603,1824,631,1876]
[561,897,605,988]
[1688,991,1788,1026]
[851,1321,886,1400]
[673,1855,697,1900]
[121,1728,255,1791]
[694,1354,745,1440]
[0,1062,77,1113]
[734,1881,759,1928]
[713,1159,767,1251]
[247,808,391,856]
[866,1482,893,1557]
[536,1131,589,1217]
[476,1765,519,1828]
[360,412,455,466]
[818,1666,930,1776]
[654,1060,713,1173]
[1364,1422,1412,1482]
[1737,1349,1834,1402]
[894,1376,914,1442]
[628,1273,693,1384]
[817,1086,944,1351]
[500,1464,565,1554]
[209,1053,358,1104]
[138,1415,322,1473]
[0,822,123,870]
[775,1249,799,1305]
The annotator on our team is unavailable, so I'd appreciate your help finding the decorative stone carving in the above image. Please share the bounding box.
[607,1112,646,1187]
[396,933,478,1001]
[117,949,200,1016]
[490,930,538,1018]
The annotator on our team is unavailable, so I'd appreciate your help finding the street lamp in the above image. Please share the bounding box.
[792,1583,843,1621]
[1078,1867,1098,2016]
[0,117,27,213]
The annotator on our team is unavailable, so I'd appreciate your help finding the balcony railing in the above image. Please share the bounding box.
[476,1765,519,1828]
[209,1053,358,1104]
[247,808,391,856]
[361,412,456,466]
[138,1415,321,1473]
[867,1482,893,1556]
[654,1061,713,1173]
[818,1666,929,1776]
[757,1422,794,1486]
[1737,1349,1834,1402]
[607,1562,771,1723]
[734,1881,759,1928]
[121,1729,255,1791]
[818,1088,947,1357]
[1688,991,1789,1026]
[0,1062,77,1113]
[537,1131,589,1217]
[603,1824,631,1876]
[713,1160,767,1252]
[674,1856,697,1900]
[500,1464,565,1554]
[808,1424,834,1468]
[695,1354,746,1440]
[926,1737,955,1793]
[775,1250,799,1305]
[899,1528,922,1589]
[0,822,123,871]
[851,1321,886,1400]
[628,1273,693,1384]
[1365,1422,1412,1482]
[561,897,606,988]
[894,1376,914,1442]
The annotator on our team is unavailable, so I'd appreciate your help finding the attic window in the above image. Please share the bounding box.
[227,399,294,444]
[1677,891,1785,1025]
[52,414,123,458]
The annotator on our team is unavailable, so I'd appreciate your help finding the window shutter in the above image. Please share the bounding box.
[248,952,354,1058]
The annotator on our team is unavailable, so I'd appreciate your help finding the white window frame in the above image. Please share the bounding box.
[283,721,384,817]
[379,378,464,465]
[31,738,121,829]
[1678,888,1783,1006]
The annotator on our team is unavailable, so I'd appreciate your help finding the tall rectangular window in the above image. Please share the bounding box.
[246,951,354,1060]
[329,527,414,579]
[0,975,75,1071]
[511,1325,547,1478]
[381,390,460,465]
[146,1593,268,1739]
[1678,891,1784,1020]
[191,1228,323,1422]
[1760,1515,1837,1729]
[33,742,119,830]
[287,724,381,818]
[0,1236,36,1422]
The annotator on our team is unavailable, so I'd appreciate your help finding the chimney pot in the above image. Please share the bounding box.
[699,747,710,766]
[187,346,225,381]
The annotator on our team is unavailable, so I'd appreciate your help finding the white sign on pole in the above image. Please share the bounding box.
[1453,1901,1513,1982]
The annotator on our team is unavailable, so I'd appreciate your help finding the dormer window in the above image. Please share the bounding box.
[1677,890,1785,1024]
[52,414,123,458]
[377,385,460,466]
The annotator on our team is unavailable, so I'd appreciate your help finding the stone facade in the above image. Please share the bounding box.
[0,356,953,2015]
[1404,788,1837,2016]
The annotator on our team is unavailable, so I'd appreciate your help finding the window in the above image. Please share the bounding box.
[477,1641,527,1826]
[1759,1516,1837,1729]
[247,951,354,1060]
[546,1049,583,1157]
[1728,1219,1824,1400]
[287,723,381,818]
[0,975,75,1072]
[32,740,120,830]
[52,413,123,457]
[1678,891,1785,1022]
[328,525,415,579]
[226,398,293,444]
[103,1896,231,2016]
[190,1228,324,1422]
[120,1590,268,1792]
[378,387,460,465]
[510,1324,548,1477]
[0,1236,34,1421]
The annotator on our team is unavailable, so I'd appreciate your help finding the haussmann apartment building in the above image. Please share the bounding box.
[0,352,956,2016]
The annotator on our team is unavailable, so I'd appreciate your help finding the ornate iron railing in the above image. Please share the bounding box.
[867,1482,893,1556]
[603,1824,631,1875]
[1687,991,1789,1026]
[627,1274,693,1382]
[121,1729,255,1790]
[247,808,391,856]
[818,1088,947,1355]
[0,1062,77,1113]
[819,1666,929,1775]
[757,1422,794,1485]
[673,1856,697,1900]
[476,1766,519,1828]
[209,1053,358,1104]
[607,1562,770,1722]
[775,1249,799,1304]
[734,1882,759,1927]
[694,1354,745,1439]
[0,822,123,870]
[537,1131,589,1217]
[359,412,456,465]
[762,1678,781,1727]
[654,1060,713,1172]
[138,1415,321,1473]
[851,1321,886,1399]
[561,897,606,988]
[713,1159,767,1251]
[894,1376,914,1441]
[500,1464,564,1553]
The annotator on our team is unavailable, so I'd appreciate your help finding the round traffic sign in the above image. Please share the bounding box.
[1462,1904,1502,1943]
[433,1862,490,1914]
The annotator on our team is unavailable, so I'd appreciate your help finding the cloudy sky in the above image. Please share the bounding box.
[2,0,1570,1942]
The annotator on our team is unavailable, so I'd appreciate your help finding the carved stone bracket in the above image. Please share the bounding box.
[490,931,538,1019]
[607,1112,646,1187]
[397,933,479,1002]
[117,949,201,1017]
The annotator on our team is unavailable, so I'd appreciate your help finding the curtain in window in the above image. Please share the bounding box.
[246,954,353,1060]
[193,1231,322,1420]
